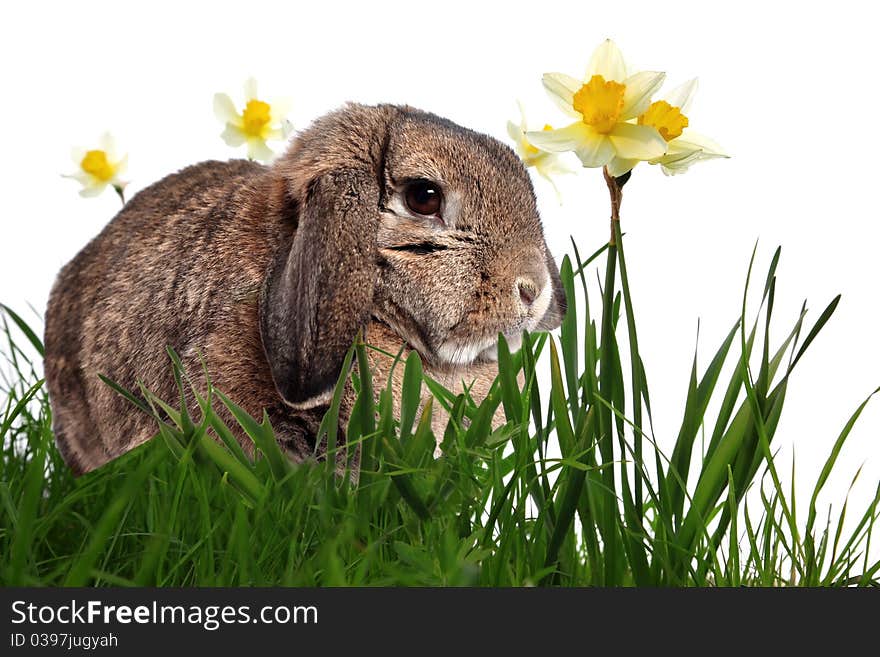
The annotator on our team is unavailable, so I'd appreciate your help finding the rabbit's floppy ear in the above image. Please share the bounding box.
[261,169,381,407]
[260,105,395,408]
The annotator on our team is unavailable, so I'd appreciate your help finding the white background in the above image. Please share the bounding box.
[2,1,878,563]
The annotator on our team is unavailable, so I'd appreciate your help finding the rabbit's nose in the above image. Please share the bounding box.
[517,278,539,308]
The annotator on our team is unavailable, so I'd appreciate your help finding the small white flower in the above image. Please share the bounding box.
[213,78,292,162]
[64,133,128,200]
[507,102,573,199]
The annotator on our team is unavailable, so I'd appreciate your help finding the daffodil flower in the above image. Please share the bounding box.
[64,133,128,201]
[609,78,728,176]
[507,102,573,199]
[527,39,667,171]
[213,78,293,162]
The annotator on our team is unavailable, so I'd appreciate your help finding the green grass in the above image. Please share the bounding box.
[1,232,878,587]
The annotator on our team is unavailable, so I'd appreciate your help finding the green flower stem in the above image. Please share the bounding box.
[113,184,126,206]
[596,166,627,583]
[612,206,645,522]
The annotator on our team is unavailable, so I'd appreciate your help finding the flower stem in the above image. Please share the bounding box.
[604,168,629,245]
[113,185,126,206]
[596,165,629,583]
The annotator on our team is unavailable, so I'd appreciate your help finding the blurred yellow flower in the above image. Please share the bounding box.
[64,133,128,200]
[507,102,573,198]
[527,40,667,170]
[625,78,728,176]
[213,78,292,162]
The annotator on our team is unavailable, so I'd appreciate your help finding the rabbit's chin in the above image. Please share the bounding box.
[435,332,524,368]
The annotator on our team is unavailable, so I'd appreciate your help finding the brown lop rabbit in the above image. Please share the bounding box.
[44,104,566,474]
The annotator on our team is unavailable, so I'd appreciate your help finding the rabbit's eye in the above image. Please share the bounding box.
[404,180,443,218]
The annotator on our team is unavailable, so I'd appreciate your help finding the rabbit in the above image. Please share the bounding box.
[43,103,567,475]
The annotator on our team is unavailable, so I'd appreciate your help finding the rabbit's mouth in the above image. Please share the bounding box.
[434,330,525,367]
[435,288,559,368]
[474,333,523,363]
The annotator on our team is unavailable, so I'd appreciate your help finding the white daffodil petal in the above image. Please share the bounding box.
[269,97,293,123]
[544,71,581,95]
[63,171,92,186]
[247,138,275,162]
[621,71,666,119]
[545,156,578,176]
[98,132,116,158]
[661,164,684,176]
[672,130,728,158]
[659,150,709,175]
[608,123,667,160]
[213,93,239,123]
[243,77,258,101]
[281,119,295,139]
[660,149,727,175]
[526,122,591,153]
[79,182,107,197]
[665,78,699,114]
[574,132,614,168]
[536,161,558,177]
[605,157,639,177]
[221,124,247,147]
[536,167,564,203]
[516,99,528,130]
[658,149,704,170]
[70,147,86,165]
[658,142,698,160]
[265,127,285,141]
[113,153,129,176]
[542,73,582,118]
[656,130,728,174]
[586,39,627,82]
[507,120,524,145]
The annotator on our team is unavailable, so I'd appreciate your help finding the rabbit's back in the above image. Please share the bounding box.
[45,159,289,473]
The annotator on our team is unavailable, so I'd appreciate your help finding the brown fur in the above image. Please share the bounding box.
[44,104,565,474]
